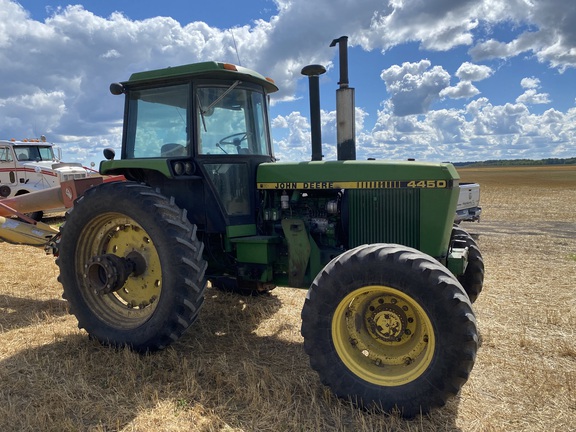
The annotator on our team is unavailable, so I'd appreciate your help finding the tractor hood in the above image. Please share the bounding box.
[256,160,460,191]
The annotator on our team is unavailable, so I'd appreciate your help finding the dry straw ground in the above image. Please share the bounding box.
[0,165,575,431]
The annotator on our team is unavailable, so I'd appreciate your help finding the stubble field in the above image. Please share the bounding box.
[0,165,575,431]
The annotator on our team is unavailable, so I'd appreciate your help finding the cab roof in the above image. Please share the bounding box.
[125,61,278,94]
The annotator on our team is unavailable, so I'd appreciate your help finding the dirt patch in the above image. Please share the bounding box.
[465,220,576,239]
[1,166,575,431]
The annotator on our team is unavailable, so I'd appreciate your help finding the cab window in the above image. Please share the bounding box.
[0,147,13,162]
[125,84,190,158]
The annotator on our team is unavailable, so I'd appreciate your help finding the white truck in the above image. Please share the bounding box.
[0,137,88,219]
[455,182,482,223]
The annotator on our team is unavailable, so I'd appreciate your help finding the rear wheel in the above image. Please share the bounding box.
[451,226,484,302]
[57,181,207,352]
[301,244,477,417]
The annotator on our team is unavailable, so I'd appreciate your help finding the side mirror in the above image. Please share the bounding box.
[109,83,125,95]
[103,148,116,160]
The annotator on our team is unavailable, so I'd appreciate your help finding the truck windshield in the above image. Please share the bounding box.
[15,146,54,161]
[125,83,190,159]
[196,85,270,156]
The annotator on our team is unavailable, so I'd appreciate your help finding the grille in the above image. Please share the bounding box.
[347,188,420,249]
[62,173,87,181]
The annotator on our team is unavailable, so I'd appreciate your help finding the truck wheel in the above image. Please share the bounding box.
[56,181,207,352]
[25,210,44,221]
[301,244,477,417]
[451,227,484,303]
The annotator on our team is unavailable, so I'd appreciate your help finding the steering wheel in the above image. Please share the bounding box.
[218,132,247,147]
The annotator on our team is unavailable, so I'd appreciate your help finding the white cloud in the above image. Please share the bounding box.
[271,111,311,161]
[455,62,493,81]
[440,81,480,99]
[521,77,541,89]
[516,89,551,105]
[468,0,576,70]
[273,97,574,164]
[0,0,575,165]
[516,77,550,105]
[272,107,369,161]
[358,0,482,51]
[380,60,451,116]
[351,99,573,162]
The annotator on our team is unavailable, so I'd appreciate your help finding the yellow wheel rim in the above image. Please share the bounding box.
[76,213,162,328]
[332,285,435,386]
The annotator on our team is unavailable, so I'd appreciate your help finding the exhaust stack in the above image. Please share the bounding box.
[301,64,326,161]
[330,36,356,161]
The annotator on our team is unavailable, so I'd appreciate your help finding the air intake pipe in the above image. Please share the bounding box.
[330,36,356,161]
[301,64,326,161]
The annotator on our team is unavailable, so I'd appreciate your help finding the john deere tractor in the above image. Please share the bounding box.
[56,37,483,417]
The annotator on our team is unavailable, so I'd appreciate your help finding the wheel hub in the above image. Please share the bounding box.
[369,304,407,342]
[366,297,413,344]
[85,253,144,295]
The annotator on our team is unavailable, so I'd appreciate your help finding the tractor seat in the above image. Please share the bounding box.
[161,143,186,157]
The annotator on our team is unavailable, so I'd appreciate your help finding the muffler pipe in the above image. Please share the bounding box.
[330,36,356,161]
[301,64,326,161]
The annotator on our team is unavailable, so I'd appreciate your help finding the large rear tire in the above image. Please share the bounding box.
[301,244,477,417]
[451,226,484,303]
[56,181,207,352]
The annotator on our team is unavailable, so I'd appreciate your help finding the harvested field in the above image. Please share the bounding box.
[1,165,575,431]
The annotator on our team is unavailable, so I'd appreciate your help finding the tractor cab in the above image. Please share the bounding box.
[102,62,278,233]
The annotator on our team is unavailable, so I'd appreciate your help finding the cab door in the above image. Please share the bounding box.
[195,82,274,232]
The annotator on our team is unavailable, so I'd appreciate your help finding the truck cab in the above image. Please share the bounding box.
[0,138,88,203]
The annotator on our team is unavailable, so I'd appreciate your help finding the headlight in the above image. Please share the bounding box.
[173,162,184,176]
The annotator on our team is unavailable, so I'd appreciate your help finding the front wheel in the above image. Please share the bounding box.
[301,244,478,417]
[56,181,207,352]
[451,226,484,303]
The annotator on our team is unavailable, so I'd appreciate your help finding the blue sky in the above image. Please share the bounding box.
[3,0,576,164]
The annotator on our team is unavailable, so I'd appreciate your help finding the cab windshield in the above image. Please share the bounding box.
[14,146,55,161]
[197,84,270,156]
[124,81,271,159]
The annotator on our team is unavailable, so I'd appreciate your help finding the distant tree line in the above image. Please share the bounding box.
[452,157,576,167]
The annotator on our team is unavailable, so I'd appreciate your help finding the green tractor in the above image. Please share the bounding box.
[56,37,483,417]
